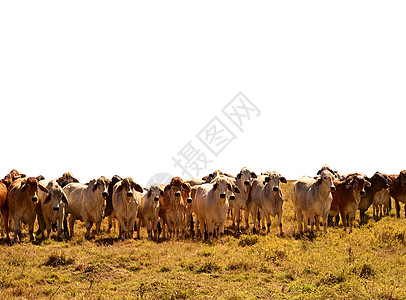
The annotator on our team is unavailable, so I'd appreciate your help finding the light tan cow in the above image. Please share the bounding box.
[63,176,111,238]
[5,177,48,242]
[137,184,163,240]
[37,179,68,240]
[292,170,336,233]
[231,167,257,232]
[112,177,143,240]
[250,172,287,235]
[193,176,236,242]
[373,188,390,218]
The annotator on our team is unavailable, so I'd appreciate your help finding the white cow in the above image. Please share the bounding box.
[291,170,336,233]
[193,176,236,242]
[38,179,68,240]
[63,176,110,238]
[112,177,143,240]
[250,172,287,235]
[137,184,163,240]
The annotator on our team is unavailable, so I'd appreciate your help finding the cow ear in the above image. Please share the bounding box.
[116,182,123,193]
[224,173,234,178]
[236,173,241,179]
[44,193,52,204]
[201,176,208,180]
[346,180,354,189]
[20,181,26,191]
[395,176,400,183]
[133,183,144,193]
[280,177,287,184]
[227,183,232,191]
[212,182,219,191]
[315,178,322,186]
[234,186,240,193]
[182,183,190,192]
[62,194,68,205]
[265,176,271,183]
[39,184,48,193]
[164,185,171,192]
[92,183,98,192]
[159,189,164,197]
[147,189,152,198]
[251,172,257,178]
[365,180,371,188]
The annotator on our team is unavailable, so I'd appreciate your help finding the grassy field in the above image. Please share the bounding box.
[1,180,406,299]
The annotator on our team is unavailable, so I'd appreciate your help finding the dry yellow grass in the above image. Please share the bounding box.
[1,180,406,299]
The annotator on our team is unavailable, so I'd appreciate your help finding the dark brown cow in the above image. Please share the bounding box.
[389,170,406,218]
[56,172,79,188]
[6,177,48,242]
[330,174,371,233]
[358,172,389,223]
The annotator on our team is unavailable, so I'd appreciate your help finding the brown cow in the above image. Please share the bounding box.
[159,177,191,239]
[389,170,406,218]
[6,177,48,242]
[330,174,371,233]
[0,179,11,237]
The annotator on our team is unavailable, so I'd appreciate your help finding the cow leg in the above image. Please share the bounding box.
[117,217,126,240]
[252,206,258,233]
[234,208,241,233]
[395,199,401,218]
[348,215,354,234]
[296,211,303,234]
[315,215,320,231]
[265,214,271,234]
[1,208,9,241]
[44,217,52,239]
[309,213,315,233]
[28,217,36,242]
[341,211,347,232]
[13,215,21,243]
[95,219,102,236]
[136,218,142,239]
[69,215,76,238]
[244,209,250,231]
[277,212,283,236]
[153,219,159,241]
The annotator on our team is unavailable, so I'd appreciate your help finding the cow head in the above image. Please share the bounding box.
[236,167,257,187]
[263,171,287,192]
[44,184,68,212]
[315,170,336,191]
[91,176,111,198]
[116,177,143,199]
[147,183,165,203]
[345,174,371,196]
[212,176,236,200]
[396,170,406,187]
[368,172,390,191]
[56,172,80,188]
[20,177,48,203]
[164,177,190,206]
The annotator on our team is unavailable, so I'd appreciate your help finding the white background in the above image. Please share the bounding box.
[1,1,405,184]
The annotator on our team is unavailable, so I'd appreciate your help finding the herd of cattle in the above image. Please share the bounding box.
[0,166,405,243]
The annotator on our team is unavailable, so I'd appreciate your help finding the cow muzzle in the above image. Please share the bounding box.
[32,196,38,203]
[402,182,406,186]
[102,192,108,197]
[385,184,389,189]
[230,194,235,200]
[330,186,336,191]
[360,190,366,196]
[154,196,159,201]
[127,192,133,197]
[220,193,226,199]
[244,180,250,186]
[174,191,181,197]
[273,187,279,192]
[187,198,192,203]
[53,206,59,212]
